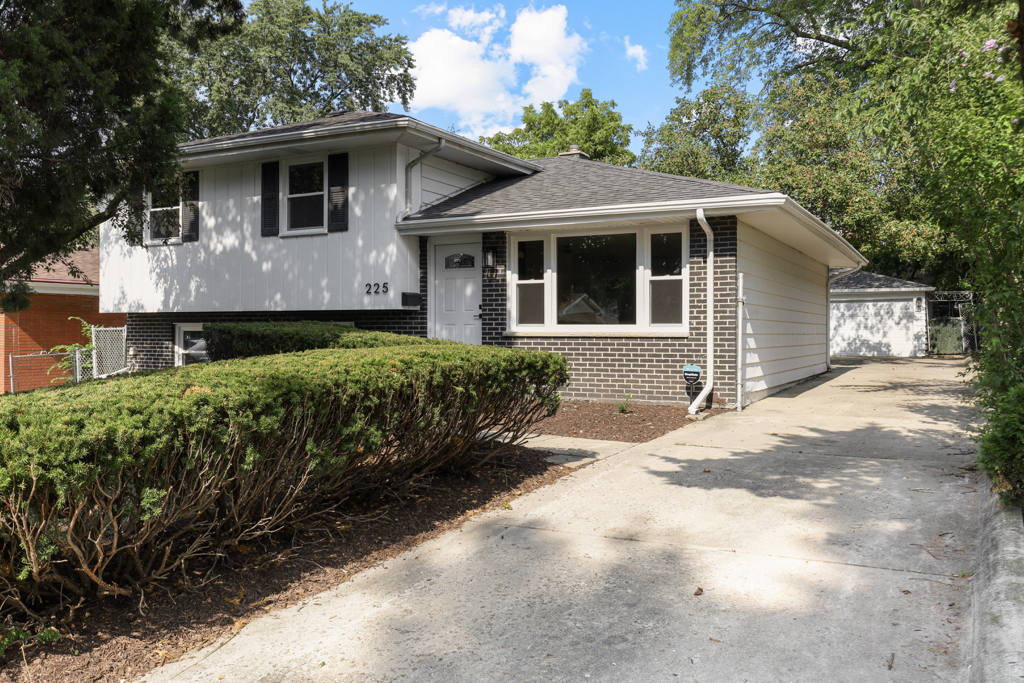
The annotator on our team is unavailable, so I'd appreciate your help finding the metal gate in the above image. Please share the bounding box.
[927,291,979,353]
[8,326,129,393]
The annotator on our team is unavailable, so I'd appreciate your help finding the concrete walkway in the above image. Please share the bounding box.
[144,358,984,683]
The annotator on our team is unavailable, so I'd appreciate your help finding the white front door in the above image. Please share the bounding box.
[434,243,482,344]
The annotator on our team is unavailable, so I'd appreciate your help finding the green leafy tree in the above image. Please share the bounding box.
[170,0,416,140]
[857,3,1024,501]
[750,76,959,285]
[0,0,244,312]
[666,0,889,90]
[480,89,636,164]
[635,84,757,182]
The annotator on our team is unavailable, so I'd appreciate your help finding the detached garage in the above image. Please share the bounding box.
[829,271,934,357]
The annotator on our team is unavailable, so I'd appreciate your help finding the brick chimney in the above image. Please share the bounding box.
[558,144,590,160]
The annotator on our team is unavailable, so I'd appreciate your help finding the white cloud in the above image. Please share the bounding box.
[508,6,586,105]
[624,36,648,72]
[447,5,505,45]
[408,4,587,137]
[414,2,447,18]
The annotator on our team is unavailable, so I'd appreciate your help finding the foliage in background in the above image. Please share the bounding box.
[853,3,1024,502]
[635,84,757,183]
[169,0,416,140]
[203,321,446,360]
[0,343,568,622]
[0,0,243,312]
[479,89,636,164]
[665,0,889,91]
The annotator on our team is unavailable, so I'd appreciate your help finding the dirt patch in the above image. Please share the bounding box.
[532,400,729,442]
[0,445,571,683]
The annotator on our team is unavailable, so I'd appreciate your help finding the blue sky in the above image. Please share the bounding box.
[369,1,701,152]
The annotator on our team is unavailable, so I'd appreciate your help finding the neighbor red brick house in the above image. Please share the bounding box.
[1,248,126,393]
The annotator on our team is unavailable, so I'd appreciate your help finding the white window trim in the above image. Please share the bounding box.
[507,225,690,336]
[280,153,329,236]
[174,322,204,367]
[146,193,184,246]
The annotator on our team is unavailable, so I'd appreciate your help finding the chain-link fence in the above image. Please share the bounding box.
[8,326,128,394]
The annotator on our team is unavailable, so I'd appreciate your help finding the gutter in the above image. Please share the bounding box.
[689,208,715,415]
[178,118,541,174]
[826,265,863,370]
[400,139,445,220]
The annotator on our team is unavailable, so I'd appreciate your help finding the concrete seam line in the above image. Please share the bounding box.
[471,521,955,577]
[970,495,1024,682]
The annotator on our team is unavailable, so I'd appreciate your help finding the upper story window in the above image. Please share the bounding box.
[287,161,325,231]
[147,171,200,245]
[264,153,348,237]
[508,226,689,334]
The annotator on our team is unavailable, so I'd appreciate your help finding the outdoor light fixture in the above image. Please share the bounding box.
[483,248,495,267]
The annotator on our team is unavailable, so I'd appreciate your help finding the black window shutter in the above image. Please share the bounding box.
[181,171,200,243]
[261,161,280,237]
[327,153,349,233]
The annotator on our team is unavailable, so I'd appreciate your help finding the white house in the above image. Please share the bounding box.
[830,271,934,358]
[100,111,866,410]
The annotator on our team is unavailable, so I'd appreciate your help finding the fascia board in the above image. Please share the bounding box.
[778,197,868,268]
[178,119,541,174]
[396,193,791,233]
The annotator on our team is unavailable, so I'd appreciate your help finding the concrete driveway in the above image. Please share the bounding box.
[145,358,983,683]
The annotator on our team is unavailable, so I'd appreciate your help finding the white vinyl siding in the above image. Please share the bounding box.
[738,221,828,405]
[100,145,419,313]
[830,291,930,357]
[419,156,490,208]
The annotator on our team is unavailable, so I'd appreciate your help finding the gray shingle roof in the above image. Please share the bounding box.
[404,156,774,221]
[830,270,934,291]
[179,111,407,149]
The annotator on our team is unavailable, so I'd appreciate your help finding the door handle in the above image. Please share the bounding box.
[473,314,482,319]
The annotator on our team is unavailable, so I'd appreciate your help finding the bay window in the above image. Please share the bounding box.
[508,226,689,333]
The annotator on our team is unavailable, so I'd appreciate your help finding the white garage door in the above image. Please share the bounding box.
[831,297,926,357]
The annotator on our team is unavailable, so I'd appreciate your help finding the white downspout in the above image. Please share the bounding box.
[688,208,714,415]
[826,265,863,370]
[400,139,446,220]
[735,272,745,412]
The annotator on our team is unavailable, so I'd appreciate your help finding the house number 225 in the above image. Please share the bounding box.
[365,282,389,294]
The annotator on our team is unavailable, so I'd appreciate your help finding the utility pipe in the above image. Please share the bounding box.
[735,272,745,412]
[402,139,446,218]
[688,208,714,415]
[825,265,863,370]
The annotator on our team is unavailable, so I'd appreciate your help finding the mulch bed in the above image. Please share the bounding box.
[0,445,571,683]
[531,400,729,443]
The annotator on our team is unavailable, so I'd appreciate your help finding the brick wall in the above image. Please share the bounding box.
[1,293,127,393]
[126,237,429,370]
[482,216,739,408]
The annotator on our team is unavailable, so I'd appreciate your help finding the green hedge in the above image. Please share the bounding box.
[204,321,443,360]
[929,318,963,355]
[978,381,1024,506]
[0,344,568,618]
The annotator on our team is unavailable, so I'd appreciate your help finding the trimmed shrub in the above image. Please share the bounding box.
[204,321,442,361]
[0,344,568,620]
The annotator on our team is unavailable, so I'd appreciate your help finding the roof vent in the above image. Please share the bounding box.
[328,109,350,117]
[558,144,590,160]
